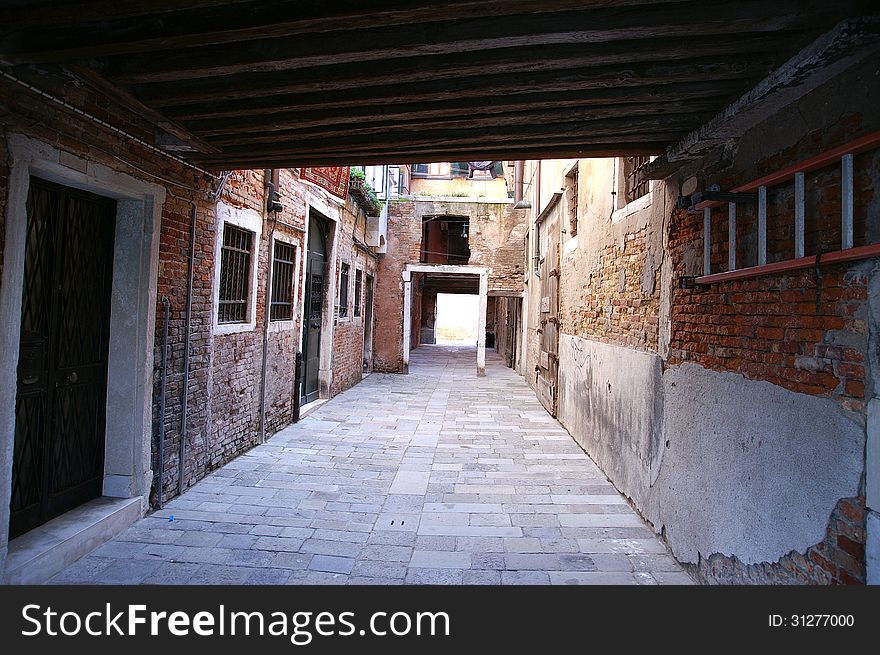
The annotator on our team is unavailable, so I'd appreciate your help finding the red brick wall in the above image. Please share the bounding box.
[374,200,421,372]
[665,115,878,584]
[560,226,660,352]
[0,74,316,506]
[668,152,878,413]
[330,196,378,395]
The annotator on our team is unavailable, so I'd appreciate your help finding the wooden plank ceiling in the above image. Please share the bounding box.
[0,0,872,169]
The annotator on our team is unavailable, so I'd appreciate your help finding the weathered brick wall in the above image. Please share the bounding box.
[0,74,318,508]
[695,497,866,584]
[330,196,378,395]
[669,162,878,413]
[374,200,421,372]
[561,226,661,352]
[375,198,527,372]
[661,74,878,584]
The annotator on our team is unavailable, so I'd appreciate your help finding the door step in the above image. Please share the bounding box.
[3,496,142,584]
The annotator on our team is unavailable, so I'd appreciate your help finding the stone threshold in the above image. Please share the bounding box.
[299,398,329,419]
[3,496,142,584]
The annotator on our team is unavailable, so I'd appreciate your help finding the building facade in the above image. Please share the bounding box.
[518,56,879,584]
[0,71,384,581]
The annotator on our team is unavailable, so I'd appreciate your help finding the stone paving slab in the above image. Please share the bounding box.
[48,345,693,586]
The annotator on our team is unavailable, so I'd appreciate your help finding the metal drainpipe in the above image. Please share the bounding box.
[258,169,279,444]
[178,203,196,497]
[514,160,524,203]
[156,296,170,509]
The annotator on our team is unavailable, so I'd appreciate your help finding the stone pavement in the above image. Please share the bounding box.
[49,345,693,585]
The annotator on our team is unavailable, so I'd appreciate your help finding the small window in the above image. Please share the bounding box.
[354,269,363,317]
[624,156,651,204]
[270,240,296,321]
[565,166,578,236]
[533,223,542,276]
[218,224,254,324]
[338,262,350,318]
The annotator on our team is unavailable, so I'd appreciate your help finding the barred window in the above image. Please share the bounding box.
[338,262,349,318]
[218,224,254,324]
[624,156,651,204]
[270,240,296,321]
[354,269,363,317]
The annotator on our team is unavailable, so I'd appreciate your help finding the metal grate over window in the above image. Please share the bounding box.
[625,156,651,204]
[354,269,362,317]
[218,223,253,324]
[270,241,296,321]
[338,262,349,318]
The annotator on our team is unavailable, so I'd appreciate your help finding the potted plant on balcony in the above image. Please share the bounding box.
[348,169,382,216]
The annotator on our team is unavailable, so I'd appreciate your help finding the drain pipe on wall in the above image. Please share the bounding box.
[178,202,197,497]
[259,169,282,444]
[156,296,170,509]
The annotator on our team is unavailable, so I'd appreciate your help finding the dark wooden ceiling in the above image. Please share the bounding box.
[0,0,872,169]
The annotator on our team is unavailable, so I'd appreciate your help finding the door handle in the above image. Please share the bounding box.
[21,375,39,385]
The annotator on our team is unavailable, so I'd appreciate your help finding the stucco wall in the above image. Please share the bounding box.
[558,334,865,568]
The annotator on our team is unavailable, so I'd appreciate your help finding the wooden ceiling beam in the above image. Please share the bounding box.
[189,142,671,170]
[99,2,837,84]
[1,0,693,62]
[145,55,774,109]
[201,99,722,141]
[206,105,715,146]
[206,123,693,159]
[169,79,744,124]
[122,33,795,104]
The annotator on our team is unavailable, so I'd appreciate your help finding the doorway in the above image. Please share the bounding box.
[301,212,328,404]
[363,273,374,372]
[10,178,116,539]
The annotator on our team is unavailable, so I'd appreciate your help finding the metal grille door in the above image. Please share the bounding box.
[10,179,116,539]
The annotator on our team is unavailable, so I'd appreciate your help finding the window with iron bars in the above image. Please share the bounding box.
[624,156,651,204]
[270,240,296,321]
[338,262,350,318]
[354,269,363,317]
[218,223,254,324]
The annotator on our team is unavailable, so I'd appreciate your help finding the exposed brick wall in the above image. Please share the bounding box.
[661,84,878,583]
[560,226,660,352]
[330,196,378,395]
[668,147,878,413]
[373,200,421,372]
[694,496,866,584]
[375,198,527,372]
[0,74,355,510]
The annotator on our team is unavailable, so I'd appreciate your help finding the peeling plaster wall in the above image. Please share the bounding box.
[558,335,864,568]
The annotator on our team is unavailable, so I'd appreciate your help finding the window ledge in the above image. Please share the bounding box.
[695,243,880,285]
[214,321,257,336]
[268,319,297,333]
[611,192,651,224]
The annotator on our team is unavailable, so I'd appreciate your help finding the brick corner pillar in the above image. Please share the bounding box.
[401,269,412,374]
[476,271,488,377]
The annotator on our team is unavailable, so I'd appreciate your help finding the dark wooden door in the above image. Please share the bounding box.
[536,207,560,416]
[11,178,116,539]
[301,214,327,404]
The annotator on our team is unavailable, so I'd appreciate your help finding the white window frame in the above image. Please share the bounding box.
[268,232,301,334]
[337,260,351,322]
[212,202,262,335]
[611,156,655,224]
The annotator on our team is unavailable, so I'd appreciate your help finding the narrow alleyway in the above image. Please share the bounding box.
[49,346,692,585]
